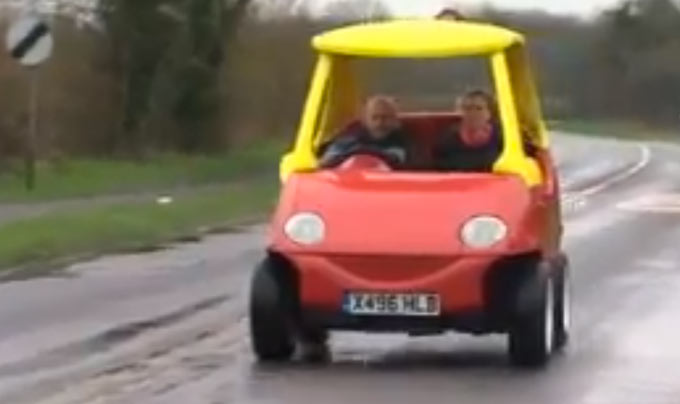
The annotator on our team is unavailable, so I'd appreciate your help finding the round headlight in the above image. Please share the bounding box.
[460,216,507,248]
[284,213,325,246]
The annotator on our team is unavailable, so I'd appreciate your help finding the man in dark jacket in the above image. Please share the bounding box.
[318,96,413,169]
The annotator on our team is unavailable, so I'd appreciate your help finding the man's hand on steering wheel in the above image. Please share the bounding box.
[322,143,405,169]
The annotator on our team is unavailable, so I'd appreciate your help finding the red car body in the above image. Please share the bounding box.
[265,113,562,335]
[250,19,569,367]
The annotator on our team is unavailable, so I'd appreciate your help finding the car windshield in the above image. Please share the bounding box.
[317,56,511,174]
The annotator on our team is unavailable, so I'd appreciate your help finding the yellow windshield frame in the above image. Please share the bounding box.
[279,54,332,181]
[491,51,542,185]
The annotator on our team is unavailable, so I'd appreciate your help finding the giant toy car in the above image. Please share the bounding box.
[249,17,570,368]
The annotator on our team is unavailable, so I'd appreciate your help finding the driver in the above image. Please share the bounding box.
[318,96,413,169]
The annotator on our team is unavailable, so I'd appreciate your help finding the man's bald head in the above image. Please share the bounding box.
[362,95,401,139]
[436,8,465,20]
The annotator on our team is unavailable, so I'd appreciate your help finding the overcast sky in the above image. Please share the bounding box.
[308,0,625,18]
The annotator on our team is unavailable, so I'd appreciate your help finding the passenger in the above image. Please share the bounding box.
[433,89,503,172]
[318,95,413,169]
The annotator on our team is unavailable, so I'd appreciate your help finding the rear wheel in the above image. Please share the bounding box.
[249,258,295,362]
[508,271,554,368]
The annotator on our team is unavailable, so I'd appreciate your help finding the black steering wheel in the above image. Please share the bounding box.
[321,144,404,169]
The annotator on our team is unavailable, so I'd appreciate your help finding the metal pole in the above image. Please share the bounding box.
[26,0,40,191]
[25,67,38,190]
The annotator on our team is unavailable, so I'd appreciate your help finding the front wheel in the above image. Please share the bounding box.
[249,258,295,362]
[553,261,570,351]
[508,274,554,367]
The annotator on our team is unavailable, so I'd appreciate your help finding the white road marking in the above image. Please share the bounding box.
[617,193,680,214]
[563,177,672,243]
[561,194,588,213]
[563,207,624,242]
[636,259,677,271]
[577,145,651,197]
[559,144,651,215]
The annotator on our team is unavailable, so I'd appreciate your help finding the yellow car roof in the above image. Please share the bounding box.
[313,19,524,58]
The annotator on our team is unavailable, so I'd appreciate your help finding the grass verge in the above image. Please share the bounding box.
[0,137,289,203]
[549,119,677,142]
[0,178,280,279]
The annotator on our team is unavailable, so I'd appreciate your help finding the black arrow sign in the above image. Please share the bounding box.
[10,21,49,60]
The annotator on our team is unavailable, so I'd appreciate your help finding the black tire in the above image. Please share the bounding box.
[508,271,554,368]
[249,258,295,362]
[553,260,570,351]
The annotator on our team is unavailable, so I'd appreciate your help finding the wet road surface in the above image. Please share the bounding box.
[1,134,679,403]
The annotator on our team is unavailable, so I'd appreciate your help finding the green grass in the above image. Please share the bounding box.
[0,178,280,277]
[0,137,289,203]
[549,119,678,142]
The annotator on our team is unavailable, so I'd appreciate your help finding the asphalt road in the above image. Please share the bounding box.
[0,133,679,404]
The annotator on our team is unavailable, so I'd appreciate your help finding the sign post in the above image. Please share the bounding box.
[5,12,53,190]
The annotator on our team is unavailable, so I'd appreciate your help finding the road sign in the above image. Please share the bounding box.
[4,12,52,189]
[5,13,53,67]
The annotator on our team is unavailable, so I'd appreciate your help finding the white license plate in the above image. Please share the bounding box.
[343,292,441,316]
